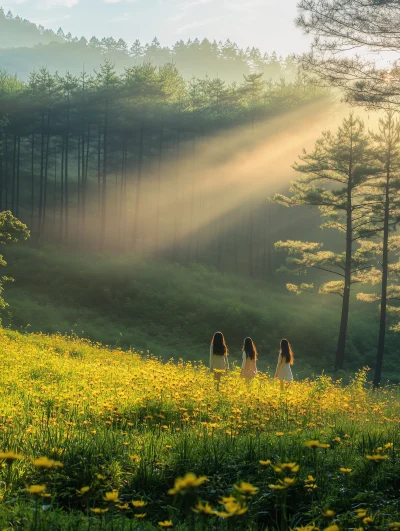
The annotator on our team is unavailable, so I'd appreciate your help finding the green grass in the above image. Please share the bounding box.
[1,242,398,381]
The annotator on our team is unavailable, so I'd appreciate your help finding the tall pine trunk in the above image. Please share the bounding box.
[373,155,391,387]
[335,133,354,371]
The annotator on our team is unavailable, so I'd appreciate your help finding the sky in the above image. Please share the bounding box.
[1,0,312,56]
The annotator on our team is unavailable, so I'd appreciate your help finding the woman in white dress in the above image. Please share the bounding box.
[240,337,258,381]
[275,338,294,391]
[209,331,229,390]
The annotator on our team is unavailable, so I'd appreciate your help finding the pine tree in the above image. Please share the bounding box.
[275,115,376,370]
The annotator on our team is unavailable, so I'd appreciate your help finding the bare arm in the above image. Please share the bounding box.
[225,354,229,371]
[275,354,281,377]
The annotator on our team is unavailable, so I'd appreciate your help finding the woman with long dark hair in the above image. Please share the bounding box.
[240,337,258,380]
[275,338,294,390]
[209,331,229,390]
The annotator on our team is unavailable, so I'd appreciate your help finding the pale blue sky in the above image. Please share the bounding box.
[1,0,311,56]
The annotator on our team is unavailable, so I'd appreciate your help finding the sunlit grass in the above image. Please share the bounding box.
[0,329,398,529]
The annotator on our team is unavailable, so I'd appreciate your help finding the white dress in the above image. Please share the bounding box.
[275,353,293,382]
[209,345,229,371]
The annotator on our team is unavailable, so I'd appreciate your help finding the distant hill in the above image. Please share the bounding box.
[0,7,64,48]
[0,8,297,82]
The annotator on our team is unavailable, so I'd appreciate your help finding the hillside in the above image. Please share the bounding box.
[0,328,397,529]
[2,243,397,382]
[0,7,64,48]
[0,8,296,81]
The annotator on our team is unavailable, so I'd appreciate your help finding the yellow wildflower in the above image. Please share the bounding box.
[76,486,90,495]
[32,457,63,468]
[103,490,119,503]
[269,483,287,490]
[192,501,215,515]
[26,485,46,495]
[304,440,320,448]
[0,451,23,463]
[158,522,173,528]
[132,500,147,507]
[168,473,208,495]
[234,481,259,496]
[366,454,388,462]
[91,508,109,514]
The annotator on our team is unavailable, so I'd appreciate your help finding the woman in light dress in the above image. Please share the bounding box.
[209,331,229,390]
[275,338,294,390]
[240,337,258,381]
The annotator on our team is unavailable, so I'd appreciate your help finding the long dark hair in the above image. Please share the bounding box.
[211,331,228,356]
[243,337,258,360]
[280,339,294,365]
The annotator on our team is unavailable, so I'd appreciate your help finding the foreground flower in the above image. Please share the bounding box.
[26,485,46,496]
[304,440,330,449]
[33,457,63,468]
[91,508,109,514]
[323,526,339,531]
[76,486,90,495]
[217,498,248,518]
[355,508,367,519]
[304,440,320,448]
[192,501,215,515]
[282,477,296,486]
[103,490,119,502]
[322,509,335,518]
[366,454,388,462]
[0,451,23,463]
[234,481,259,496]
[259,459,271,466]
[158,522,173,528]
[269,483,287,490]
[168,473,208,495]
[132,500,147,507]
[339,467,352,473]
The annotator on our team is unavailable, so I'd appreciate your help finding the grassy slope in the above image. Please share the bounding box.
[0,328,399,530]
[2,243,397,381]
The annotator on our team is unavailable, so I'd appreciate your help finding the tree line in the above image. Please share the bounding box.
[0,8,296,83]
[0,61,323,276]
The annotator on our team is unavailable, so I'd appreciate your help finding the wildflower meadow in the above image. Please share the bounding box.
[0,329,398,530]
